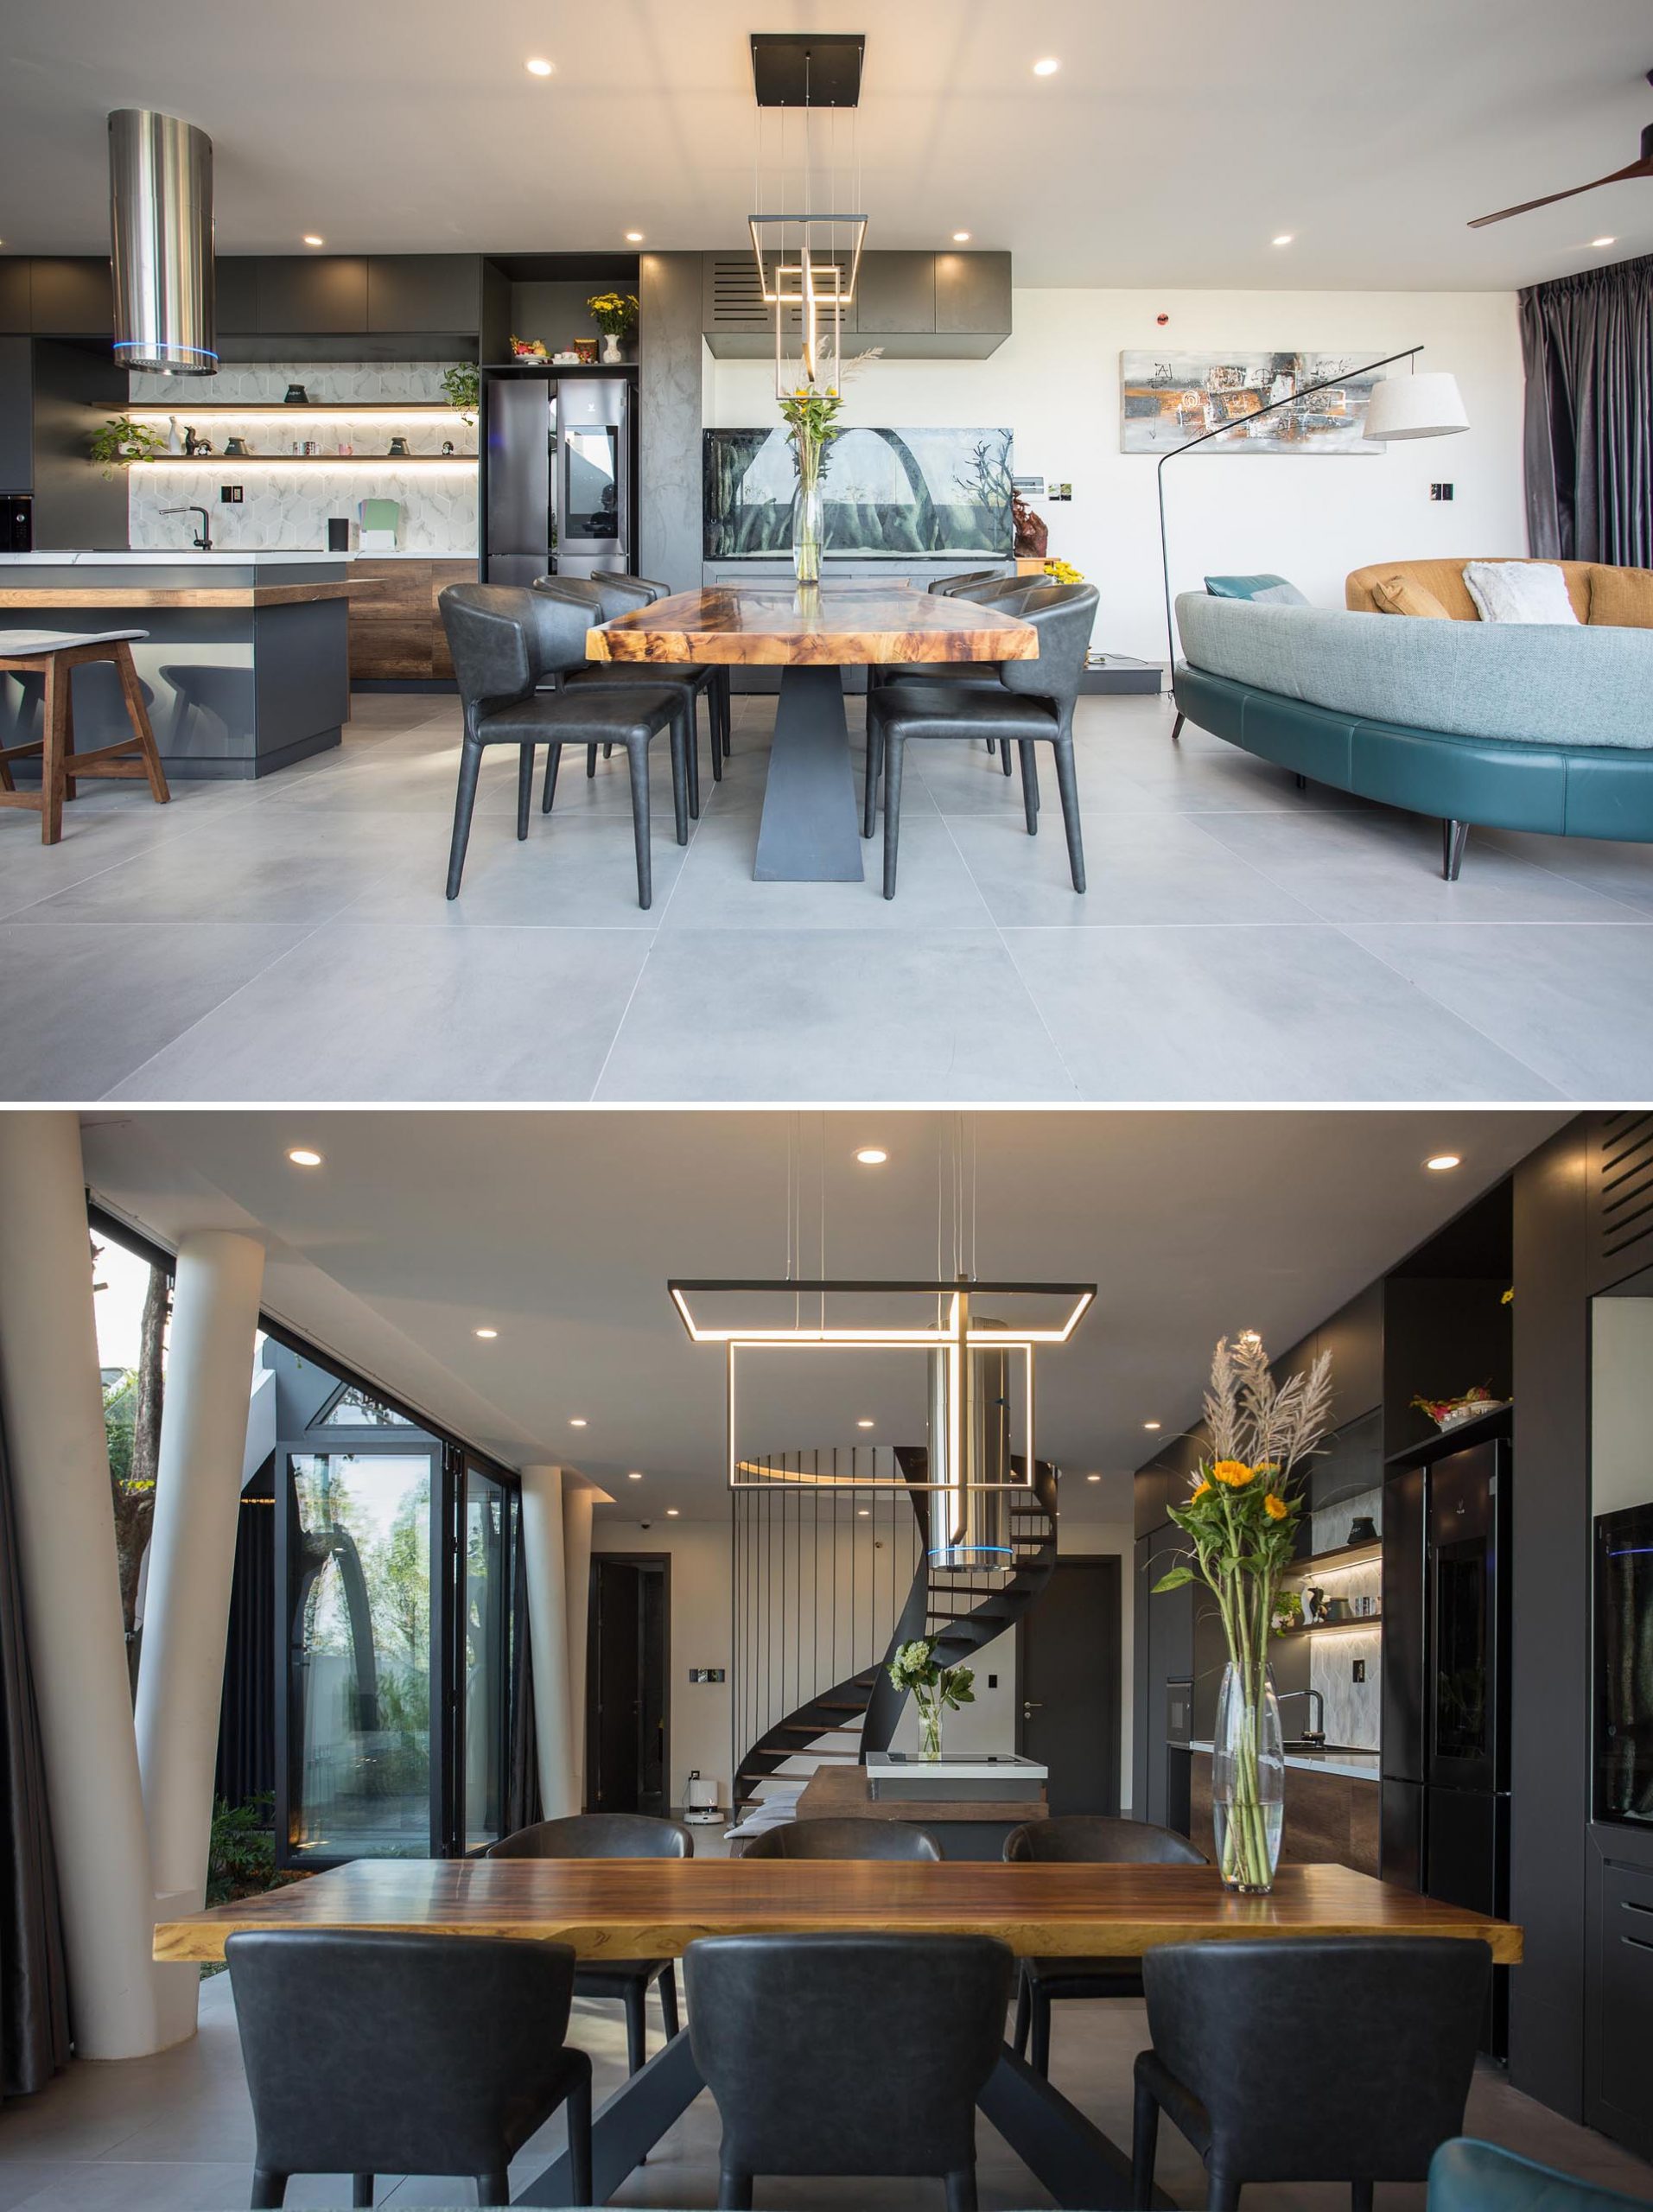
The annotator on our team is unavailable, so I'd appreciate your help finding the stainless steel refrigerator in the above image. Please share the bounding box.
[485,375,633,585]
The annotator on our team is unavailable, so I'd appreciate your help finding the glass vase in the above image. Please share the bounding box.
[1211,1659,1284,1892]
[792,464,824,584]
[916,1697,944,1761]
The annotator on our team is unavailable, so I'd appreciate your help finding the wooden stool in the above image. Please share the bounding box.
[0,628,170,845]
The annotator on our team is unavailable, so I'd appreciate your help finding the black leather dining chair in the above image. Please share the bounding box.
[486,1812,692,2076]
[1002,1815,1209,2078]
[1131,1936,1491,2210]
[928,568,1007,596]
[736,1815,942,1859]
[685,1932,1014,2211]
[437,582,685,907]
[866,582,1099,896]
[536,574,724,814]
[593,569,732,764]
[226,1928,592,2209]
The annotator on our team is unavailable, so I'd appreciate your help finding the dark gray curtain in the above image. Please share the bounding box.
[503,1512,541,1836]
[1519,252,1653,566]
[0,1402,71,2097]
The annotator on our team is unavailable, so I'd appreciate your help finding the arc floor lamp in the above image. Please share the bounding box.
[1155,346,1471,674]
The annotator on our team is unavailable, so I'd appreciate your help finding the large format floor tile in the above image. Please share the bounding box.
[0,688,1643,1101]
[594,927,1083,1100]
[103,924,654,1102]
[1002,925,1562,1102]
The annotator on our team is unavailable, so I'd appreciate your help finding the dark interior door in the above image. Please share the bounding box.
[586,1556,669,1816]
[1017,1555,1122,1815]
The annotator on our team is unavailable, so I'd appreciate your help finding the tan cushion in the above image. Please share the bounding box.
[1585,564,1653,629]
[1367,571,1452,619]
[1345,557,1603,623]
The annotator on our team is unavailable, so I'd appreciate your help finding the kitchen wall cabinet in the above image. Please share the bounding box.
[0,338,32,486]
[257,257,370,335]
[701,248,1010,359]
[29,257,113,337]
[936,251,1011,337]
[0,260,30,335]
[215,257,261,336]
[367,256,481,334]
[855,251,936,335]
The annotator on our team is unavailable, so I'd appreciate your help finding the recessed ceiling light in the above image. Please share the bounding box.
[1032,56,1060,75]
[1143,1421,1162,1431]
[854,1147,888,1166]
[625,230,644,243]
[1086,1472,1102,1483]
[857,1507,870,1516]
[474,1326,498,1340]
[666,1507,680,1516]
[1425,1154,1462,1172]
[525,56,553,76]
[857,1418,875,1428]
[952,231,972,243]
[287,1147,323,1166]
[1271,233,1294,246]
[1592,236,1616,248]
[302,234,324,247]
[628,1470,644,1480]
[569,1416,588,1427]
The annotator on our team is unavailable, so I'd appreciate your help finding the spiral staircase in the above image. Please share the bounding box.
[731,1452,1060,1816]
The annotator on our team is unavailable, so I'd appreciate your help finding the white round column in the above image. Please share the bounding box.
[521,1463,578,1817]
[0,1114,161,2057]
[134,1228,265,2042]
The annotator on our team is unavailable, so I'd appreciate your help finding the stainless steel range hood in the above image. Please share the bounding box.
[108,109,216,375]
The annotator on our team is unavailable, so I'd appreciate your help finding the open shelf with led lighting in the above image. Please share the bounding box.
[110,402,472,416]
[1276,1611,1383,1637]
[140,454,477,466]
[1285,1537,1383,1575]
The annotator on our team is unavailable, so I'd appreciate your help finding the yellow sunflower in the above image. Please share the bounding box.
[1190,1478,1214,1502]
[1263,1492,1289,1521]
[1211,1459,1257,1488]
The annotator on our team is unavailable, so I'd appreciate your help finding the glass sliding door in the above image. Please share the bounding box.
[280,1444,442,1861]
[459,1465,512,1851]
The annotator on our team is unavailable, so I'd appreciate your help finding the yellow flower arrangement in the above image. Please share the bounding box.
[1264,1492,1288,1521]
[1211,1459,1256,1487]
[1043,556,1084,585]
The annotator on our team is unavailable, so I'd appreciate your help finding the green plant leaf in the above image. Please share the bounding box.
[1152,1566,1195,1592]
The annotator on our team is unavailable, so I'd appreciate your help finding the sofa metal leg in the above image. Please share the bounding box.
[1169,712,1185,743]
[1443,818,1469,881]
[1294,772,1307,791]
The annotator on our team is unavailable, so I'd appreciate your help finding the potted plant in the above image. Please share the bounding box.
[776,347,880,585]
[90,416,166,477]
[887,1636,975,1760]
[1153,1332,1334,1891]
[587,290,639,365]
[440,364,480,425]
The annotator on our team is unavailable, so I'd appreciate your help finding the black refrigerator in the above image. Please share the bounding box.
[1382,1425,1511,2053]
[483,374,634,585]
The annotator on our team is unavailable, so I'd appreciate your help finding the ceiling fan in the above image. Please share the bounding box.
[1468,69,1653,226]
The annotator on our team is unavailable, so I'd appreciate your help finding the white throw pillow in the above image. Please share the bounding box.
[1462,561,1580,625]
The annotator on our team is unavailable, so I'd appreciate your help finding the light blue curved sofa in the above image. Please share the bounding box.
[1172,592,1653,877]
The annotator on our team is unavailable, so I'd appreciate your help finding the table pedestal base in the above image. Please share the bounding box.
[512,2030,1168,2209]
[753,664,864,883]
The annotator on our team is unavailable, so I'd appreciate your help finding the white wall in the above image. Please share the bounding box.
[710,286,1527,664]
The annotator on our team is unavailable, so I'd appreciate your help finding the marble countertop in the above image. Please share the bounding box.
[0,550,351,568]
[1187,1740,1381,1782]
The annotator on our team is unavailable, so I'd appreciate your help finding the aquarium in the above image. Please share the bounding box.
[703,425,1014,560]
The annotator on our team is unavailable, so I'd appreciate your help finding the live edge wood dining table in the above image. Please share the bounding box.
[156,1855,1520,2211]
[584,582,1039,883]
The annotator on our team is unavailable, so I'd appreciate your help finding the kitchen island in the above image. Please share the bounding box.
[1189,1740,1380,1877]
[0,552,357,778]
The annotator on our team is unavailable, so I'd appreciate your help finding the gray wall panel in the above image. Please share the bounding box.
[638,253,705,595]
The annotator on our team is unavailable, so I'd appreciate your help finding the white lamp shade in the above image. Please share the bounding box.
[1363,371,1469,442]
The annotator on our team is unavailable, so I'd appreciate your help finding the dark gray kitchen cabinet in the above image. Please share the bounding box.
[0,336,33,486]
[257,256,370,334]
[30,257,113,337]
[367,255,481,334]
[855,251,935,335]
[935,251,1011,336]
[0,260,30,335]
[214,256,260,335]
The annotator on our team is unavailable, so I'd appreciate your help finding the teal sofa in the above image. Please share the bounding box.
[1172,593,1653,878]
[1429,2139,1650,2209]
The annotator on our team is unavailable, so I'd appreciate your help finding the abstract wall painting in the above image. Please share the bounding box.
[1120,352,1383,455]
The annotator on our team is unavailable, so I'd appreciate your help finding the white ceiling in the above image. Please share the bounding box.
[0,1,1648,287]
[79,1109,1563,1519]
